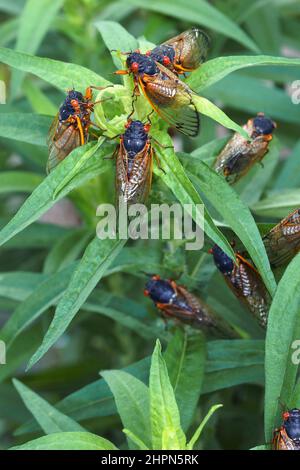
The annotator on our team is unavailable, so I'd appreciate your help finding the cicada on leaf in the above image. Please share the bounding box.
[263,208,300,268]
[273,408,300,450]
[47,87,95,173]
[114,119,154,206]
[214,113,276,184]
[147,27,210,74]
[144,274,237,338]
[210,244,270,328]
[115,52,200,137]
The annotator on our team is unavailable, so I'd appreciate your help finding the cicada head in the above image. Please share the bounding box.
[149,45,176,68]
[126,52,158,76]
[122,119,149,158]
[144,275,176,304]
[283,409,300,442]
[59,90,84,121]
[251,113,276,138]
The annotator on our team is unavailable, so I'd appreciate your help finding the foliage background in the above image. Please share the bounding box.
[0,0,300,450]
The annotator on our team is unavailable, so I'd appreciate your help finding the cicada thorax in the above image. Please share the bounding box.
[144,275,236,338]
[273,409,300,450]
[214,112,276,184]
[148,28,210,74]
[47,88,94,173]
[210,245,270,328]
[115,120,153,206]
[263,208,300,268]
[117,51,200,137]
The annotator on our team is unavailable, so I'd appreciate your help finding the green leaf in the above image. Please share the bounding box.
[252,189,300,218]
[0,113,51,146]
[0,46,110,92]
[264,253,300,442]
[152,131,235,261]
[23,79,57,115]
[95,21,138,68]
[164,330,206,432]
[122,429,149,450]
[193,95,248,138]
[0,171,43,194]
[102,370,151,449]
[124,0,259,52]
[13,379,85,434]
[27,237,126,370]
[150,340,186,450]
[274,140,300,190]
[187,404,223,450]
[11,432,118,450]
[10,0,64,98]
[0,142,111,248]
[188,161,276,296]
[0,271,46,301]
[187,55,300,92]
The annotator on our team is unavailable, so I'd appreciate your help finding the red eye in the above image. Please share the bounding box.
[125,120,131,129]
[152,274,160,280]
[144,289,149,297]
[283,411,290,421]
[145,50,151,56]
[163,56,171,66]
[131,62,139,73]
[71,99,78,108]
[144,123,150,133]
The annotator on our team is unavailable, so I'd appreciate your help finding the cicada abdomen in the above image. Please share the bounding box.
[263,208,300,268]
[214,113,276,184]
[210,244,270,328]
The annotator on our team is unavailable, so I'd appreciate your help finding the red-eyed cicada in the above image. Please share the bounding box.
[114,119,154,206]
[210,244,270,328]
[273,409,300,450]
[263,208,300,268]
[144,274,237,338]
[146,28,210,74]
[214,113,276,184]
[47,87,95,173]
[115,52,200,137]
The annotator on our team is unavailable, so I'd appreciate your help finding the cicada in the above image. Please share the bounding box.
[263,208,300,268]
[273,408,300,450]
[144,274,236,338]
[147,28,210,74]
[115,52,200,137]
[210,244,270,328]
[115,119,153,206]
[214,113,276,184]
[47,87,95,173]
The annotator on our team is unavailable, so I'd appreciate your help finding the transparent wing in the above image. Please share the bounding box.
[164,28,210,71]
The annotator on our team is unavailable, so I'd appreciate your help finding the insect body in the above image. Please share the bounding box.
[115,52,200,137]
[115,120,153,205]
[47,88,94,173]
[273,408,300,450]
[148,28,210,74]
[263,208,300,267]
[210,245,270,328]
[214,113,276,184]
[144,275,236,338]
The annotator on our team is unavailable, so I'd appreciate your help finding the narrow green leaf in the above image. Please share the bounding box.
[187,404,223,450]
[27,238,126,370]
[95,21,138,68]
[11,0,64,98]
[0,46,110,91]
[164,330,206,432]
[11,432,118,450]
[187,55,300,92]
[264,253,300,441]
[274,140,300,190]
[122,429,149,450]
[0,142,111,248]
[125,0,259,52]
[150,340,186,450]
[0,113,51,146]
[0,171,43,194]
[102,370,151,449]
[23,79,57,115]
[188,161,276,296]
[252,189,300,218]
[13,379,85,434]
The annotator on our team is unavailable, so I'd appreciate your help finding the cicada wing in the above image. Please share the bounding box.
[214,135,252,183]
[164,28,210,71]
[139,64,200,137]
[47,120,81,173]
[116,142,153,205]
